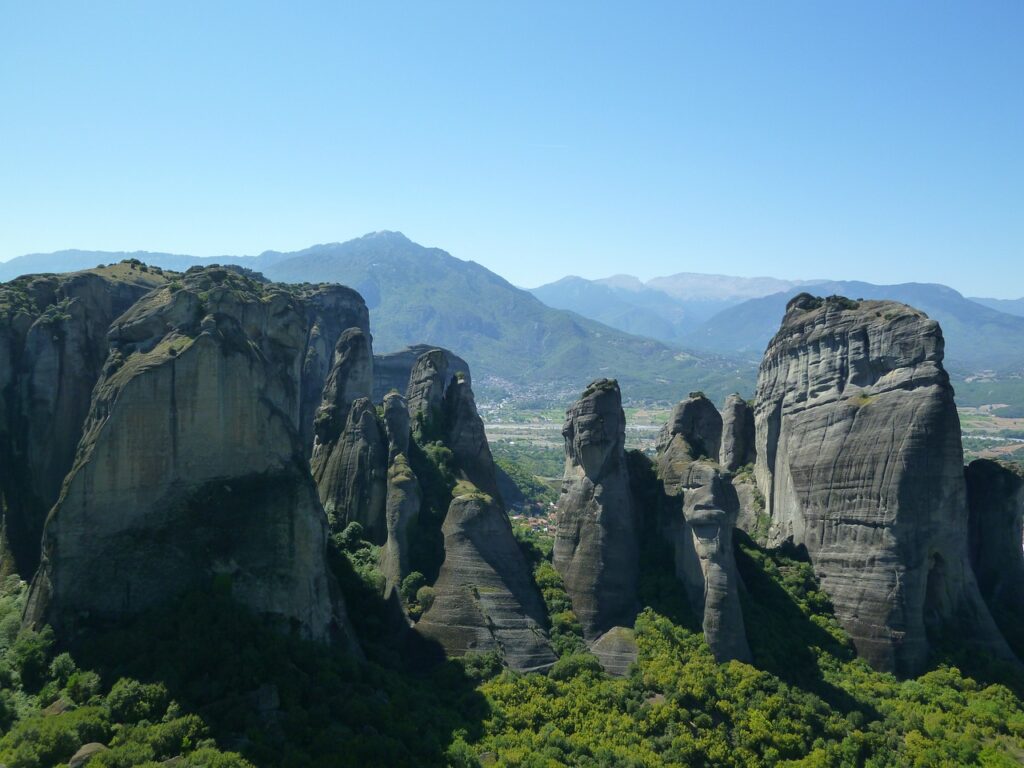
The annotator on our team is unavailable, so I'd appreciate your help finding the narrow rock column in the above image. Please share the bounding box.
[553,378,639,641]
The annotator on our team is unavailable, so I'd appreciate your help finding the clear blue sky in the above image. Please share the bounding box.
[1,2,1021,296]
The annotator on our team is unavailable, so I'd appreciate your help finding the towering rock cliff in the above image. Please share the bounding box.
[24,267,350,644]
[0,263,168,576]
[554,379,639,641]
[398,349,554,669]
[656,393,751,663]
[754,293,1009,674]
[966,459,1024,627]
[298,286,369,456]
[310,328,388,540]
[720,394,756,472]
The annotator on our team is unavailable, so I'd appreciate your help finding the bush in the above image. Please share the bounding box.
[106,678,169,724]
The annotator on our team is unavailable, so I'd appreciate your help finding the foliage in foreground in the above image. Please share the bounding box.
[1,488,1024,766]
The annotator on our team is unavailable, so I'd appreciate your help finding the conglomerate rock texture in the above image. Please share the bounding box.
[966,459,1024,619]
[656,393,751,663]
[754,293,1010,675]
[415,490,555,671]
[24,267,349,643]
[553,379,639,641]
[0,263,168,576]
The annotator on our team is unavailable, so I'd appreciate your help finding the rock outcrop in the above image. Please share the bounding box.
[415,488,556,671]
[754,293,1010,674]
[310,328,388,540]
[657,393,751,663]
[372,345,469,404]
[966,459,1024,619]
[553,379,638,641]
[379,453,422,597]
[720,394,756,472]
[298,286,369,456]
[0,263,168,576]
[24,267,350,643]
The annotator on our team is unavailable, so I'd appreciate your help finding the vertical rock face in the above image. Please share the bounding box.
[657,393,722,464]
[0,265,167,576]
[415,489,556,671]
[379,453,421,597]
[966,459,1024,618]
[298,286,370,457]
[554,379,638,641]
[310,328,388,540]
[657,394,751,663]
[754,293,1010,675]
[382,391,411,460]
[372,345,470,404]
[312,398,388,541]
[720,394,756,472]
[24,268,348,643]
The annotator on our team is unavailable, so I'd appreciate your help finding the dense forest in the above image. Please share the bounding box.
[1,447,1022,767]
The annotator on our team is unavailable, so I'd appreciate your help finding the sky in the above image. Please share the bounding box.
[1,2,1021,297]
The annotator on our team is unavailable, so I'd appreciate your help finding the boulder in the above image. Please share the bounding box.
[590,626,638,677]
[753,293,1010,674]
[69,742,107,767]
[553,379,639,641]
[24,267,350,645]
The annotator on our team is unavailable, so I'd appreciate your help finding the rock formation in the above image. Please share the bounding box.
[379,453,421,597]
[24,267,350,644]
[372,345,469,404]
[298,286,369,456]
[382,390,411,460]
[415,488,556,671]
[754,293,1010,675]
[0,263,168,576]
[310,328,389,540]
[720,394,756,472]
[657,393,751,663]
[553,379,639,641]
[966,459,1024,619]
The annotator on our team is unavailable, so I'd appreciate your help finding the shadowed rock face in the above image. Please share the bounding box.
[0,265,168,576]
[966,459,1024,619]
[656,393,722,463]
[24,268,349,644]
[720,394,756,472]
[415,490,556,671]
[657,395,751,663]
[372,345,470,404]
[379,454,421,597]
[310,328,389,540]
[554,379,638,641]
[312,397,388,541]
[298,286,369,457]
[754,293,1010,675]
[382,391,411,460]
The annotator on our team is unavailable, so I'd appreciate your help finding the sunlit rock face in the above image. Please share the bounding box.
[554,379,639,642]
[25,268,351,645]
[656,393,751,663]
[754,293,1010,675]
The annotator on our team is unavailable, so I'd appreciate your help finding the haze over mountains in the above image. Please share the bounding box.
[3,233,1022,406]
[0,233,752,404]
[531,273,1024,376]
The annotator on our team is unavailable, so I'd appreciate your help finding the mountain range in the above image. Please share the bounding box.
[0,233,753,405]
[530,274,1024,377]
[3,234,1022,406]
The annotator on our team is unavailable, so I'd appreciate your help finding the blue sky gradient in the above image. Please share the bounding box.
[1,2,1021,296]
